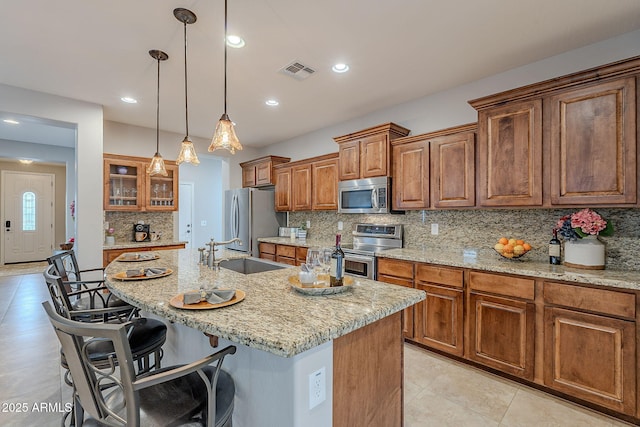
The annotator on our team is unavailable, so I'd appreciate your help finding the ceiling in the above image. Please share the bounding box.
[2,0,640,150]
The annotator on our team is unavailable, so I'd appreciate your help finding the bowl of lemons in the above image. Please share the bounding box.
[494,237,532,259]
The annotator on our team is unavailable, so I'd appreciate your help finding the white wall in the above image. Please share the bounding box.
[249,28,640,161]
[0,84,103,269]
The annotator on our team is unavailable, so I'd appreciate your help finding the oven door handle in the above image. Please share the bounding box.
[344,253,375,263]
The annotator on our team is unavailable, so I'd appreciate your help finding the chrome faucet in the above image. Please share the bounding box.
[205,238,242,269]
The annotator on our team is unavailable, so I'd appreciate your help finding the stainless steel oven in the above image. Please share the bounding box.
[344,252,376,279]
[342,223,403,280]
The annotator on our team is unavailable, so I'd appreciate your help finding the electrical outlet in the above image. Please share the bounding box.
[306,220,311,228]
[431,223,439,235]
[337,221,343,231]
[308,367,326,409]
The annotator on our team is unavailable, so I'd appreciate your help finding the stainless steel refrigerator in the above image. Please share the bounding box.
[224,188,285,256]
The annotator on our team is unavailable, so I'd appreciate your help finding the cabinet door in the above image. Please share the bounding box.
[392,140,429,209]
[431,131,475,208]
[145,163,178,211]
[104,158,144,211]
[468,293,535,380]
[415,283,463,356]
[255,161,273,186]
[242,165,256,188]
[274,167,292,211]
[338,140,360,180]
[361,134,389,178]
[291,164,312,211]
[312,158,338,210]
[548,78,637,205]
[544,306,635,415]
[377,258,415,339]
[478,99,542,206]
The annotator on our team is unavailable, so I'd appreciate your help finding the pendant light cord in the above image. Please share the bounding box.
[224,0,228,116]
[183,20,189,137]
[156,56,160,152]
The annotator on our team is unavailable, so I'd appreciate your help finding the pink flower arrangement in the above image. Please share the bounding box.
[555,208,613,240]
[106,227,115,236]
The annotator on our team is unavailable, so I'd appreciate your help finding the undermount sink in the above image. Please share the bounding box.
[219,257,289,274]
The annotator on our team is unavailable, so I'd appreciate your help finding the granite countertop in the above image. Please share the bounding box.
[104,248,426,357]
[258,236,334,248]
[258,236,640,291]
[379,247,640,291]
[103,240,188,250]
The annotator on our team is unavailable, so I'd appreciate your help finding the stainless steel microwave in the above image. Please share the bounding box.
[338,177,393,214]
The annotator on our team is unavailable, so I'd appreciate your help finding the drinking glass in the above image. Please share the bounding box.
[320,248,333,274]
[305,247,321,272]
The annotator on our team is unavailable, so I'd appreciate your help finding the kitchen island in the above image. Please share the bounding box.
[105,248,425,427]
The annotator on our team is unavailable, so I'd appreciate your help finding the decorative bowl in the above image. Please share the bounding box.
[493,238,532,260]
[494,248,529,260]
[60,243,74,250]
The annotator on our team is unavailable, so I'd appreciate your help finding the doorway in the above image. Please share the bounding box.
[1,171,55,263]
[179,182,194,248]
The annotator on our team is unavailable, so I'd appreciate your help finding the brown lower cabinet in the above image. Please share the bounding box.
[468,271,535,381]
[543,281,636,415]
[415,264,464,357]
[103,243,186,267]
[376,258,415,339]
[376,256,639,421]
[260,243,308,266]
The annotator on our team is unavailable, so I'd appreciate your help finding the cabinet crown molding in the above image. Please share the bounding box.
[468,55,640,110]
[333,122,411,143]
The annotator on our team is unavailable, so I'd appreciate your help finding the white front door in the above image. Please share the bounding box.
[2,171,55,263]
[178,182,194,248]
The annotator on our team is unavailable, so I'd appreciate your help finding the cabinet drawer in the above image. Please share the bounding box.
[295,247,308,262]
[415,264,463,288]
[469,271,535,301]
[259,242,276,255]
[275,256,296,266]
[543,281,636,320]
[377,258,414,280]
[276,244,296,258]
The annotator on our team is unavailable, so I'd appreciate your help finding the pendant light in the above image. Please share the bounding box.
[147,50,169,176]
[175,8,200,165]
[209,0,243,154]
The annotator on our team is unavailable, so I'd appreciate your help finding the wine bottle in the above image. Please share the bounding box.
[330,234,345,287]
[549,229,561,265]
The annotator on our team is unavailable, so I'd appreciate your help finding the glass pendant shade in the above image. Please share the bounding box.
[177,136,200,165]
[210,0,243,154]
[147,49,168,177]
[209,113,242,154]
[147,152,168,176]
[174,8,199,165]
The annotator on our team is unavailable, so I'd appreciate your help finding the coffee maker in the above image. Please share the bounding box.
[133,223,151,242]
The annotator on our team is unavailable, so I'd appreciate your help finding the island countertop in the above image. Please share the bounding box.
[104,249,425,357]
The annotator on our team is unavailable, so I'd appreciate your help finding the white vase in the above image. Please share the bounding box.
[563,235,605,270]
[105,235,115,245]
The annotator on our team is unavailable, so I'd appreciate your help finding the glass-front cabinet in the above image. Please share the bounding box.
[104,154,178,212]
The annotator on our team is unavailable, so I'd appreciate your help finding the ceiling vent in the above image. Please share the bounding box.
[279,61,316,80]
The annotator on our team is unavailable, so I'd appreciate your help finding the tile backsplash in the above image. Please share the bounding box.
[291,208,640,271]
[104,211,174,244]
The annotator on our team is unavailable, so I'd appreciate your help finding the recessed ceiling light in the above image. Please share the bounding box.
[332,63,349,73]
[226,35,245,48]
[265,99,279,107]
[3,119,20,125]
[18,159,33,165]
[121,96,138,104]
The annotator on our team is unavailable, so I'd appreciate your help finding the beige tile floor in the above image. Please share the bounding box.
[0,266,635,426]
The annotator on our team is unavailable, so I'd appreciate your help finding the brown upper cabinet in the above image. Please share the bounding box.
[334,123,410,181]
[392,123,476,209]
[548,78,637,205]
[104,153,178,212]
[470,55,640,207]
[274,153,339,212]
[240,155,291,188]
